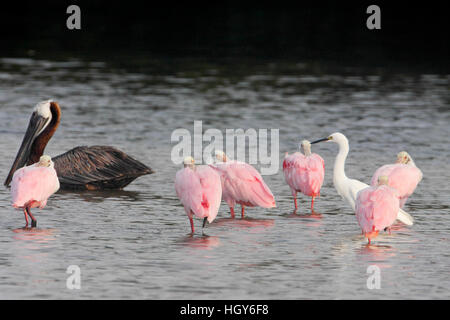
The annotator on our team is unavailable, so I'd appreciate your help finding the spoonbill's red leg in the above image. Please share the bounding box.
[26,207,37,228]
[23,208,29,227]
[189,216,194,234]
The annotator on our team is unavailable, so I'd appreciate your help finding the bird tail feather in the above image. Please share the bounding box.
[396,208,414,226]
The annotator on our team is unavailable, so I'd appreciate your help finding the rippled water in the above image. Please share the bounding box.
[0,57,448,299]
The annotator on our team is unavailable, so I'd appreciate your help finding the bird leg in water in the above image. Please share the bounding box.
[202,217,207,228]
[230,207,235,219]
[189,216,194,234]
[311,196,315,211]
[294,192,298,211]
[241,205,245,218]
[23,208,29,227]
[26,207,37,228]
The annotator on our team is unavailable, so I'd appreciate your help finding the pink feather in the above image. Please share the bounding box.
[283,152,324,197]
[371,164,422,207]
[175,165,222,223]
[210,161,276,210]
[11,164,60,209]
[355,185,400,238]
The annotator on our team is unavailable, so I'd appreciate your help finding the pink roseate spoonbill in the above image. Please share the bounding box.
[11,155,60,228]
[311,132,414,226]
[210,151,276,218]
[175,157,222,233]
[4,100,154,191]
[371,151,422,208]
[355,176,400,244]
[283,140,325,212]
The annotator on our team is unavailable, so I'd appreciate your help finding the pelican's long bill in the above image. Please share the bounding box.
[310,136,332,144]
[4,111,51,187]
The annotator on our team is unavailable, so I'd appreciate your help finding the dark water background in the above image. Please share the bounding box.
[0,56,448,299]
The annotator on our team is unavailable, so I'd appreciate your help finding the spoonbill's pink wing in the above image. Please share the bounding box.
[283,152,307,193]
[175,166,222,222]
[355,185,400,234]
[300,153,325,196]
[209,164,235,208]
[215,161,275,208]
[371,164,422,207]
[11,165,60,209]
[196,166,222,223]
[175,168,204,218]
[283,153,324,197]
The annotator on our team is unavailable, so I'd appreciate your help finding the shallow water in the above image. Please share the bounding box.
[0,57,449,299]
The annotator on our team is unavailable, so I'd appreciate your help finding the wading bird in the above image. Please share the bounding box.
[11,155,60,228]
[4,100,154,190]
[371,151,422,207]
[210,151,276,218]
[310,132,414,225]
[355,176,400,244]
[175,157,222,233]
[283,140,324,212]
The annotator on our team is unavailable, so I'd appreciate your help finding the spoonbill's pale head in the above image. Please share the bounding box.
[377,175,389,186]
[183,156,195,169]
[214,150,228,162]
[37,155,52,167]
[396,151,412,164]
[300,140,312,156]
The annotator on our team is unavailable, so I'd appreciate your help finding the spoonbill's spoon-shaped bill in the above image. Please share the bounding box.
[175,156,222,233]
[283,140,325,212]
[11,155,60,228]
[210,151,276,218]
[310,132,413,226]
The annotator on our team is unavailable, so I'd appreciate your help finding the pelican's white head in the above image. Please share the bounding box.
[377,175,389,186]
[214,150,228,163]
[396,151,413,165]
[183,156,195,169]
[300,140,312,156]
[37,155,52,167]
[34,100,53,118]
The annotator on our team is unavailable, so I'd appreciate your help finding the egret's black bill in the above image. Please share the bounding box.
[4,112,49,187]
[311,137,330,144]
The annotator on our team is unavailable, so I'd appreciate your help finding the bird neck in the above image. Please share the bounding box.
[29,102,61,164]
[302,147,312,156]
[408,158,417,167]
[333,139,349,187]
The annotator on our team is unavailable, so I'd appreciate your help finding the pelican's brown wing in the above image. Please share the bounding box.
[53,146,154,190]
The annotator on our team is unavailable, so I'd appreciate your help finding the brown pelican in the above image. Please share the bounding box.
[4,100,154,190]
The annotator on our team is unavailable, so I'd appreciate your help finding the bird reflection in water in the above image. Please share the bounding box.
[179,234,220,250]
[211,217,275,229]
[284,209,323,219]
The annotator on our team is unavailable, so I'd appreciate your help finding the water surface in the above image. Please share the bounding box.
[0,57,448,299]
